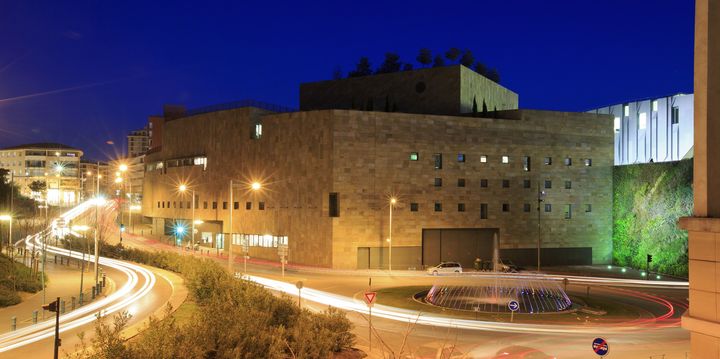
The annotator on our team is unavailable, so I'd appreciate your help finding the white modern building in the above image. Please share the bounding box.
[588,93,694,165]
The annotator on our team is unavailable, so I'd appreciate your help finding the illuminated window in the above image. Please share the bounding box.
[639,112,647,130]
[252,123,263,139]
[544,157,552,165]
[623,104,629,117]
[614,117,621,132]
[564,157,572,166]
[480,155,487,163]
[409,152,419,161]
[652,100,658,112]
[457,153,465,162]
[501,155,509,164]
[584,158,592,167]
[522,156,530,171]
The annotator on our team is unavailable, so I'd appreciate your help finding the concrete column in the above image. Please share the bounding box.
[680,0,720,357]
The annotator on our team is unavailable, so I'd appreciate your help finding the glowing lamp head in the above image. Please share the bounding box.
[179,184,187,192]
[390,197,397,205]
[175,226,185,235]
[0,215,11,221]
[251,182,262,191]
[114,177,122,184]
[119,164,128,172]
[54,164,64,173]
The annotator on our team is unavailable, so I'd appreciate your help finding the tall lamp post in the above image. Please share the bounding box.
[118,164,129,232]
[388,197,396,272]
[228,180,262,273]
[536,183,546,273]
[178,184,196,251]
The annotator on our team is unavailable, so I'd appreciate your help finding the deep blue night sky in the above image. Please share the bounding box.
[0,0,694,160]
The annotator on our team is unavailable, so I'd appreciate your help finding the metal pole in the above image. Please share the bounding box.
[191,191,195,252]
[42,235,47,316]
[388,201,393,272]
[128,179,132,233]
[9,172,13,259]
[537,182,541,272]
[53,296,60,359]
[228,180,233,272]
[94,169,99,285]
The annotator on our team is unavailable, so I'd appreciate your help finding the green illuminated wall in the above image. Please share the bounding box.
[613,159,692,277]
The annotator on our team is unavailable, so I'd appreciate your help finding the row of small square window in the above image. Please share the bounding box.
[410,153,592,170]
[410,202,591,218]
[439,178,573,189]
[157,200,266,210]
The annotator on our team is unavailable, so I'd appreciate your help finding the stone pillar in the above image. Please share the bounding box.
[679,0,720,357]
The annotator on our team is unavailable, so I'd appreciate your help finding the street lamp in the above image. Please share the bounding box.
[178,184,196,252]
[175,224,185,247]
[228,180,262,273]
[388,197,396,272]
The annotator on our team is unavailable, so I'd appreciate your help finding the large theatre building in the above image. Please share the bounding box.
[141,65,613,269]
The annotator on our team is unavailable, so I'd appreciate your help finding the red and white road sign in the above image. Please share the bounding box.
[364,291,377,306]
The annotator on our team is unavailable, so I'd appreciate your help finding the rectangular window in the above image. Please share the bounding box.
[565,180,572,189]
[501,155,509,164]
[212,201,217,209]
[564,157,572,166]
[458,203,465,212]
[523,179,531,189]
[671,107,680,124]
[502,203,509,212]
[457,153,465,162]
[245,202,252,210]
[639,112,647,130]
[545,203,552,212]
[222,202,227,210]
[433,153,442,169]
[564,204,572,219]
[545,180,552,189]
[585,204,592,213]
[502,179,510,188]
[259,202,265,210]
[410,203,419,212]
[234,202,239,210]
[434,178,442,187]
[480,155,487,163]
[480,179,488,188]
[157,201,160,208]
[652,100,659,112]
[522,156,531,172]
[523,203,531,212]
[457,178,465,187]
[252,123,263,139]
[544,157,552,165]
[329,193,339,217]
[480,203,488,219]
[623,104,630,117]
[584,158,592,167]
[614,117,621,132]
[203,201,208,209]
[434,202,442,212]
[173,201,177,208]
[410,152,419,161]
[187,201,191,209]
[179,201,183,209]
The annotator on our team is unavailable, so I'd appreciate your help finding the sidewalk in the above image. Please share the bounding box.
[0,259,112,333]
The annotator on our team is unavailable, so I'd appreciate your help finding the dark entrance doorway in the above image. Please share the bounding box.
[422,228,497,268]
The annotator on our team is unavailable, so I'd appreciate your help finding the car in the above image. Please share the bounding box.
[427,262,463,275]
[497,258,520,273]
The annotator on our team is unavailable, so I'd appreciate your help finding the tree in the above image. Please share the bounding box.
[482,99,488,114]
[347,57,372,77]
[474,61,487,76]
[445,47,461,62]
[486,68,501,83]
[432,55,445,67]
[29,180,46,195]
[472,96,478,115]
[460,49,474,67]
[416,48,432,67]
[375,53,402,74]
[402,63,414,71]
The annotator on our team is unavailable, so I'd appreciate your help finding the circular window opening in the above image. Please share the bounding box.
[415,82,426,94]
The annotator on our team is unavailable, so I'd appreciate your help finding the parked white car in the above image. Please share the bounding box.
[426,262,463,275]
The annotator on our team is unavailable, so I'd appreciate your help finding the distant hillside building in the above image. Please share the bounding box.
[141,66,612,269]
[0,143,83,206]
[79,160,111,200]
[127,125,151,157]
[588,93,694,165]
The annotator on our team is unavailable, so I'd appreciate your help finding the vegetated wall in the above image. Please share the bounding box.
[613,159,692,277]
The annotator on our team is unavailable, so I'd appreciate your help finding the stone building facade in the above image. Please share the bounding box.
[142,104,613,269]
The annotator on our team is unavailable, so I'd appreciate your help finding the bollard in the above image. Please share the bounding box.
[102,274,106,288]
[71,296,76,310]
[60,299,65,314]
[91,286,96,300]
[11,316,16,331]
[54,255,57,264]
[32,310,38,324]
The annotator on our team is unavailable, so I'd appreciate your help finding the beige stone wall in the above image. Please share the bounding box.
[459,66,519,112]
[330,109,613,269]
[143,108,336,267]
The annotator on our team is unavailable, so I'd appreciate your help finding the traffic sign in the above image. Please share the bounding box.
[364,291,377,306]
[592,337,609,356]
[508,300,520,312]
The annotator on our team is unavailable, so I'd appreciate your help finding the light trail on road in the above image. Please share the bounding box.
[244,274,681,336]
[0,199,157,353]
